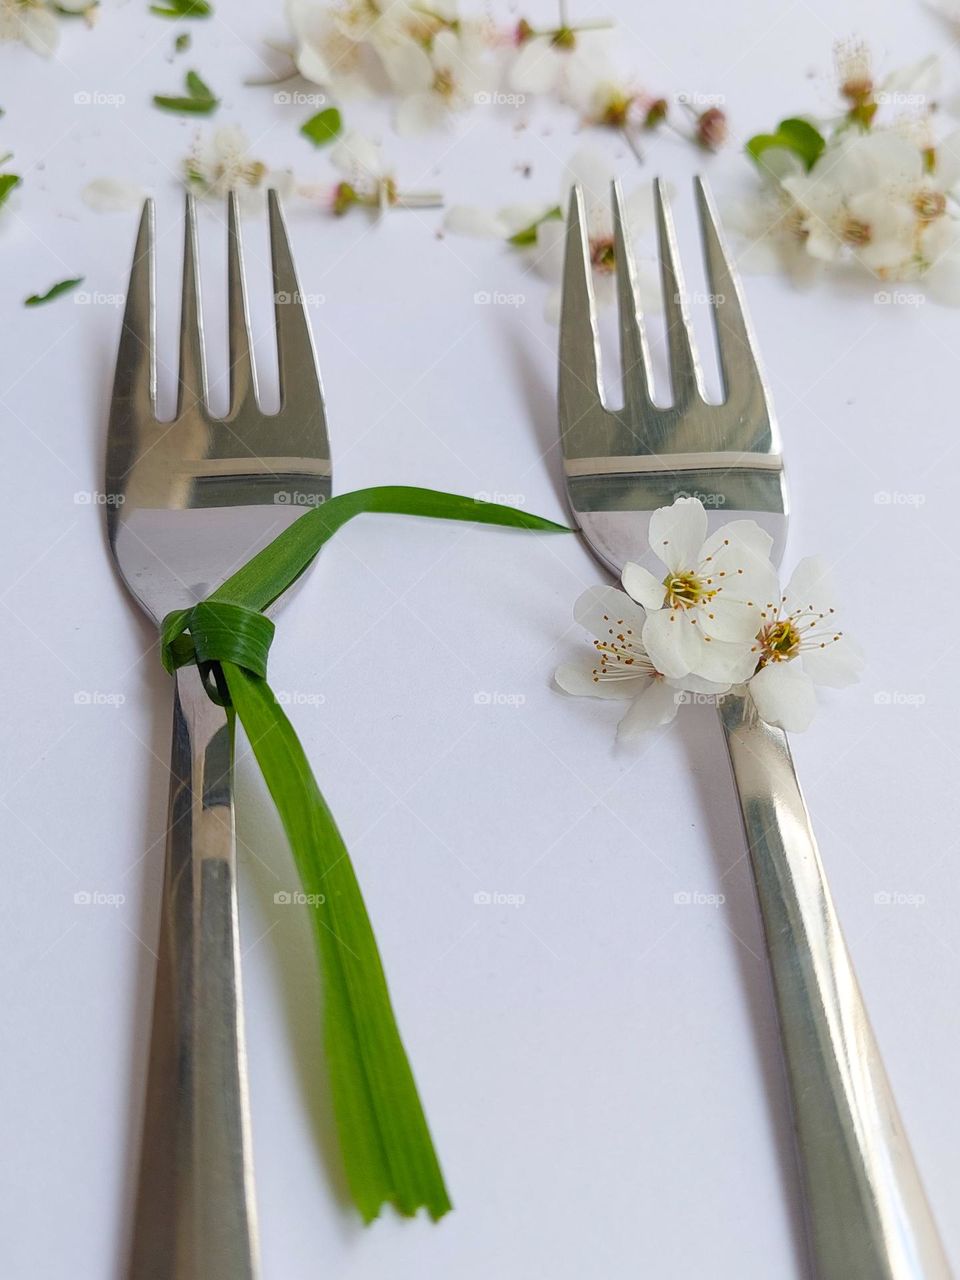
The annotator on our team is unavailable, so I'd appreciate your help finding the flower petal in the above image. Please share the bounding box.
[617,679,682,737]
[81,178,144,213]
[509,40,560,94]
[748,662,817,731]
[443,205,508,237]
[648,498,708,572]
[641,607,701,678]
[782,555,836,616]
[701,518,773,563]
[555,657,649,701]
[381,38,434,94]
[573,584,647,639]
[395,91,446,136]
[621,562,664,610]
[692,636,759,684]
[801,634,864,688]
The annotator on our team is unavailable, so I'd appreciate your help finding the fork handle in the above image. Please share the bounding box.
[129,665,259,1280]
[718,691,951,1280]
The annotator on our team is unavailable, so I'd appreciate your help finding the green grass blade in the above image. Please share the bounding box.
[223,664,452,1221]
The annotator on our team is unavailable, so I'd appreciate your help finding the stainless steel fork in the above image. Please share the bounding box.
[558,177,951,1280]
[106,191,331,1280]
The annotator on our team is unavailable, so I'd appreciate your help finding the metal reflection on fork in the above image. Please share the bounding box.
[558,176,951,1280]
[106,191,331,1280]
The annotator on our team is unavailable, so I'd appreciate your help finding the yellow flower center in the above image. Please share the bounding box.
[757,619,802,662]
[842,216,872,247]
[663,571,715,608]
[914,189,945,222]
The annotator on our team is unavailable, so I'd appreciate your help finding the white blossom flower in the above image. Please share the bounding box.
[621,498,780,685]
[746,556,863,731]
[81,178,144,213]
[555,585,729,738]
[1,0,59,55]
[536,146,660,322]
[508,25,609,100]
[324,128,441,212]
[382,26,491,134]
[184,126,293,208]
[722,183,823,287]
[285,0,390,98]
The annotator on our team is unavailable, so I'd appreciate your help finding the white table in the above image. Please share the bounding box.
[1,0,958,1274]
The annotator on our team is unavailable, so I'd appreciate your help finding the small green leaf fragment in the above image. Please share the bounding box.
[746,117,825,173]
[153,68,218,114]
[0,173,21,211]
[185,69,214,99]
[24,276,84,307]
[174,31,191,52]
[149,0,211,17]
[153,95,218,113]
[300,107,342,147]
[508,204,563,247]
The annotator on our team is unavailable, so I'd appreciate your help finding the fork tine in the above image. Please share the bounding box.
[654,179,701,406]
[227,191,257,413]
[267,189,322,411]
[558,185,604,436]
[113,199,156,420]
[177,193,207,416]
[694,176,761,403]
[611,180,653,415]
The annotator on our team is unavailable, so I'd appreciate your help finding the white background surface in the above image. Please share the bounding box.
[2,0,959,1276]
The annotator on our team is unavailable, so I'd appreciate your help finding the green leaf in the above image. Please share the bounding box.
[185,69,214,99]
[153,68,218,114]
[153,95,218,113]
[211,486,570,614]
[160,486,569,1221]
[300,107,342,147]
[24,276,84,306]
[0,173,21,212]
[149,0,211,17]
[746,117,825,173]
[508,204,563,248]
[225,668,451,1221]
[174,31,191,52]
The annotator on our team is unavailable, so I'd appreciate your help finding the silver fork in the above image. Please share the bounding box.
[106,191,331,1280]
[559,178,951,1280]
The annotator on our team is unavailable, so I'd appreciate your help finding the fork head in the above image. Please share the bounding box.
[558,176,787,577]
[106,191,331,624]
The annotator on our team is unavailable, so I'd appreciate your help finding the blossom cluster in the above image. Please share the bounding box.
[730,42,960,302]
[556,497,863,737]
[283,0,710,143]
